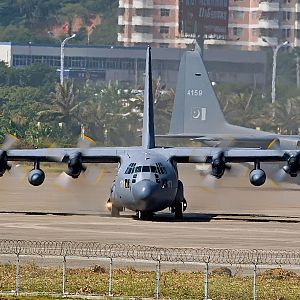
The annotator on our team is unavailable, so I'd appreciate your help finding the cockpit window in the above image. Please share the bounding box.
[156,163,167,174]
[125,163,136,174]
[135,166,142,173]
[132,165,161,173]
[150,166,157,173]
[142,166,150,172]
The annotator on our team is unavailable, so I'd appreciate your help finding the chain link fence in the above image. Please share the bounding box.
[1,239,300,265]
[0,239,300,299]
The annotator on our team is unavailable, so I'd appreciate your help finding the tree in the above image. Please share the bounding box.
[79,82,141,146]
[38,81,81,137]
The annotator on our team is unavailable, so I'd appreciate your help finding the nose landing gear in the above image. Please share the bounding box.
[136,211,154,220]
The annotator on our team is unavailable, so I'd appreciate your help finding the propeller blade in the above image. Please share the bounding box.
[201,174,220,190]
[2,134,18,151]
[77,135,96,149]
[84,165,104,185]
[8,164,26,181]
[53,172,73,191]
[273,168,289,183]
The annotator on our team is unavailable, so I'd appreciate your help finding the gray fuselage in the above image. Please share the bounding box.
[110,151,178,212]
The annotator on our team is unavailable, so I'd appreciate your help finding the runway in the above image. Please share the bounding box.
[0,164,300,250]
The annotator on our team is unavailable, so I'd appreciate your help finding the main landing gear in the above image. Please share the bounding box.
[172,180,187,220]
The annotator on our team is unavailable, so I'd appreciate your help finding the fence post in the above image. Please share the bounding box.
[15,253,20,295]
[204,262,209,300]
[156,257,161,299]
[62,256,67,295]
[108,257,113,296]
[253,264,257,300]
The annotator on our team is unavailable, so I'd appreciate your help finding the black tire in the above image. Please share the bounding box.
[137,211,153,220]
[174,203,183,220]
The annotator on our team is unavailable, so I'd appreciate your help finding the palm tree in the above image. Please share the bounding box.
[79,82,141,146]
[38,81,82,135]
[273,97,300,134]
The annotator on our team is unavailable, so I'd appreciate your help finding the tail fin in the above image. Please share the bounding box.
[169,44,228,135]
[142,46,155,149]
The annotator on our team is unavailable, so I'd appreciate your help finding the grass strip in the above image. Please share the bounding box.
[0,263,299,299]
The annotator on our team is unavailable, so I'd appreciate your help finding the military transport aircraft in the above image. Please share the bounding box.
[1,47,300,219]
[166,43,300,151]
[161,44,300,184]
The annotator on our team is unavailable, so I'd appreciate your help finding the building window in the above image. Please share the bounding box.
[119,25,125,33]
[160,26,169,34]
[252,12,257,19]
[135,25,151,33]
[161,8,170,16]
[135,8,152,17]
[159,43,169,48]
[283,11,291,21]
[232,11,244,19]
[252,28,257,36]
[233,27,243,36]
[283,28,291,38]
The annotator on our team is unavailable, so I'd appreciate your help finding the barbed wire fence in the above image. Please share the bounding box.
[0,239,300,299]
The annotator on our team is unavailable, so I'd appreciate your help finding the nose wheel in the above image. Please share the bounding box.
[137,211,153,220]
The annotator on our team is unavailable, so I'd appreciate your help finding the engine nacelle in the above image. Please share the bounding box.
[283,155,300,177]
[249,169,266,186]
[28,169,45,186]
[211,156,226,179]
[65,153,86,178]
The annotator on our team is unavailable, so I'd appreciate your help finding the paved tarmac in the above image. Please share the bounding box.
[0,164,299,250]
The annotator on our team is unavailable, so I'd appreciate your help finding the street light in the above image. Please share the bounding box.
[60,34,76,85]
[262,38,289,104]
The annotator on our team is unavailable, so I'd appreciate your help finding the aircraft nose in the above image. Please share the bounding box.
[132,179,156,201]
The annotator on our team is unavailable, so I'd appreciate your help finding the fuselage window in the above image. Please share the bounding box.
[162,179,168,188]
[124,179,130,188]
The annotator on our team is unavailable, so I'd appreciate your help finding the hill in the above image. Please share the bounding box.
[0,0,118,45]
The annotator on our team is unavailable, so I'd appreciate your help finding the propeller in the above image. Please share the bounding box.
[0,134,19,177]
[2,134,18,151]
[53,134,103,190]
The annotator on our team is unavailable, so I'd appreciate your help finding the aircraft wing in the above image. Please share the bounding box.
[4,147,139,163]
[165,147,287,163]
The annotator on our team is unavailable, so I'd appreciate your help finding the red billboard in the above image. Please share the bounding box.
[181,0,229,35]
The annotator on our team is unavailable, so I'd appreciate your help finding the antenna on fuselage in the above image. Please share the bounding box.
[142,46,155,149]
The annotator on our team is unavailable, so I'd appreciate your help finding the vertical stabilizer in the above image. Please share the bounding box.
[142,47,155,149]
[169,44,228,135]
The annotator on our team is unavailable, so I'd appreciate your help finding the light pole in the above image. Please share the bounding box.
[262,38,289,104]
[60,34,76,85]
[295,52,300,88]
